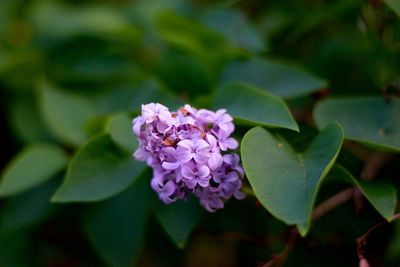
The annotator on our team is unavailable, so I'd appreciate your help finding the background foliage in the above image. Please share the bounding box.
[1,0,400,266]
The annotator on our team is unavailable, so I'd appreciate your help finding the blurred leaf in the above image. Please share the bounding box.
[52,134,145,202]
[29,1,141,41]
[156,49,215,96]
[128,80,184,110]
[0,144,67,197]
[106,113,137,153]
[84,177,151,267]
[10,97,54,143]
[39,81,96,146]
[328,164,397,220]
[215,83,299,131]
[241,123,343,235]
[46,39,143,86]
[384,0,400,17]
[0,0,18,37]
[314,96,400,152]
[0,179,59,233]
[219,58,326,98]
[0,51,41,77]
[201,9,264,53]
[387,220,400,260]
[155,197,204,249]
[155,11,232,59]
[0,232,30,267]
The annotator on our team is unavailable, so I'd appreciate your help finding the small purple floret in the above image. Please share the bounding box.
[132,103,245,212]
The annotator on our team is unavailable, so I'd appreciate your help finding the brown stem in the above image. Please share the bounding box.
[356,213,400,263]
[263,187,356,267]
[312,187,356,221]
[360,152,394,181]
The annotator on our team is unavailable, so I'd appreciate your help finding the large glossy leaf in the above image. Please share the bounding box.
[84,177,151,267]
[215,83,299,131]
[314,96,400,152]
[241,123,343,235]
[52,134,145,202]
[39,81,96,146]
[0,144,67,197]
[155,197,204,249]
[384,0,400,17]
[327,164,397,220]
[219,58,326,98]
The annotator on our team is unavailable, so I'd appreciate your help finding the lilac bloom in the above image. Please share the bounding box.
[132,116,144,136]
[223,154,244,177]
[132,103,245,212]
[206,134,223,170]
[214,109,234,135]
[181,163,211,189]
[218,130,239,151]
[171,110,196,126]
[151,171,177,204]
[195,189,224,212]
[141,103,171,123]
[177,139,210,164]
[196,109,215,124]
[161,147,181,170]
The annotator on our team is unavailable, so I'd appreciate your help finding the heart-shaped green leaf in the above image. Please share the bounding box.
[328,164,397,220]
[52,134,145,202]
[155,197,204,249]
[0,144,67,197]
[219,58,326,98]
[84,177,151,267]
[241,123,343,235]
[314,96,400,152]
[215,83,299,131]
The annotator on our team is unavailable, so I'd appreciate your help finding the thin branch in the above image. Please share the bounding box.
[356,213,400,265]
[263,187,356,267]
[312,187,356,221]
[360,152,394,181]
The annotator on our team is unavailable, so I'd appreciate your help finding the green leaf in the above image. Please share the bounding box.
[29,1,141,41]
[52,134,145,202]
[0,179,59,233]
[0,144,67,197]
[201,9,264,53]
[215,83,299,131]
[219,58,326,98]
[241,123,343,235]
[0,232,30,267]
[155,11,232,59]
[384,0,400,17]
[84,177,151,267]
[10,97,54,144]
[106,113,137,153]
[328,164,397,220]
[155,197,204,249]
[387,220,400,260]
[314,96,400,152]
[39,81,96,146]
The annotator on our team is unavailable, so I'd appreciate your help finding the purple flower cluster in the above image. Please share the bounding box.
[132,103,245,212]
